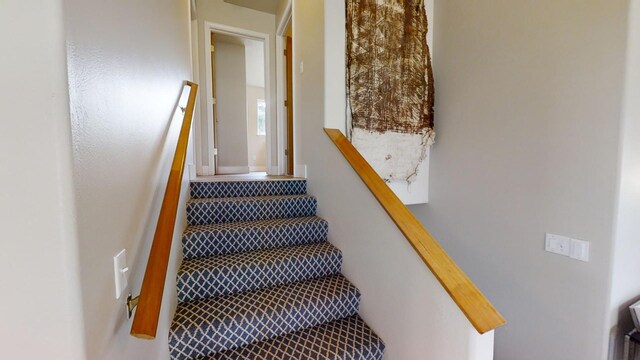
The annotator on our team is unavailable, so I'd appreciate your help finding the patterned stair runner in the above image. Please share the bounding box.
[169,178,385,359]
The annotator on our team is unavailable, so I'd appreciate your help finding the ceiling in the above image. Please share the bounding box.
[223,0,279,14]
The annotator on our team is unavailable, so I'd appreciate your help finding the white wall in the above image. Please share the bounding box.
[609,0,640,358]
[215,40,249,171]
[245,40,265,88]
[247,86,267,170]
[0,1,84,358]
[411,1,630,359]
[63,0,193,358]
[293,1,493,359]
[195,0,277,169]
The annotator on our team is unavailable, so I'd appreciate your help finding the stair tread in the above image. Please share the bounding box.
[190,179,306,199]
[187,194,318,226]
[169,274,361,360]
[182,216,329,259]
[210,315,385,360]
[177,242,342,302]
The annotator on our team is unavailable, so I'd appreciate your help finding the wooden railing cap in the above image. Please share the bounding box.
[324,128,505,334]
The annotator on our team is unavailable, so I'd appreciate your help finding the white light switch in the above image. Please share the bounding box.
[570,238,590,262]
[545,233,571,256]
[113,249,129,299]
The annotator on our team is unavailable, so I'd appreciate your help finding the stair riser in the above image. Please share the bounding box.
[187,197,317,225]
[168,276,361,359]
[191,180,306,199]
[212,315,385,360]
[182,218,329,259]
[177,249,343,303]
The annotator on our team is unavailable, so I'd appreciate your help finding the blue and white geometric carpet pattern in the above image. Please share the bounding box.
[176,242,343,303]
[186,195,317,225]
[210,315,386,360]
[169,275,361,359]
[182,216,328,259]
[191,180,307,199]
[169,179,385,359]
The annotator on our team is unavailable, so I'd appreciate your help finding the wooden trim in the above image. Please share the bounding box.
[211,33,219,174]
[324,128,505,334]
[130,81,199,339]
[286,36,294,175]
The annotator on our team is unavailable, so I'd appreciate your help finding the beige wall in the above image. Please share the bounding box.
[293,1,494,359]
[0,1,84,358]
[411,1,630,359]
[609,0,640,358]
[195,0,277,170]
[215,40,249,171]
[63,0,193,358]
[247,86,267,170]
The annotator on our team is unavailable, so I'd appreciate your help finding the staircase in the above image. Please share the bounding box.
[168,178,385,359]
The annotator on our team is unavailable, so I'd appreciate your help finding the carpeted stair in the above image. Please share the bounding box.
[168,178,385,359]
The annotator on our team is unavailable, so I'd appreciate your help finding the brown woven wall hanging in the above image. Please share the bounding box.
[347,0,435,183]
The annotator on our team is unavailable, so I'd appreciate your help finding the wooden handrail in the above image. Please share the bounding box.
[130,81,198,339]
[324,128,505,334]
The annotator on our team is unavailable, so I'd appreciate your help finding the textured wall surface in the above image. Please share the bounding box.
[64,0,193,358]
[0,1,84,358]
[294,1,494,359]
[412,1,630,359]
[609,0,640,358]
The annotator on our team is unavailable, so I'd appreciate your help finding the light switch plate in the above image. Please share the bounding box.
[545,233,571,256]
[113,249,129,299]
[570,238,590,262]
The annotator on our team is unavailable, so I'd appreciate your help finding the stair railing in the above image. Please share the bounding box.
[129,81,198,339]
[324,128,505,334]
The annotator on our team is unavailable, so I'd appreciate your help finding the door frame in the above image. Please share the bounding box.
[275,0,292,175]
[202,21,274,175]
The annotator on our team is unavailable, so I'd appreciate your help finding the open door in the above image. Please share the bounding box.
[285,35,294,176]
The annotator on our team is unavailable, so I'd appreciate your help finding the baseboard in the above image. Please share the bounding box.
[294,164,307,178]
[217,166,250,174]
[249,166,267,172]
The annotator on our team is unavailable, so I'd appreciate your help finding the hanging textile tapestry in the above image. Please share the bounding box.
[346,0,435,183]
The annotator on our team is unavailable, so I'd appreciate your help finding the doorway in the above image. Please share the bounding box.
[201,22,273,176]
